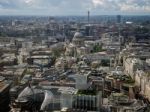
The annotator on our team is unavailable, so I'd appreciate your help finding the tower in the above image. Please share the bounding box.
[88,10,90,24]
[86,10,91,36]
[117,15,121,23]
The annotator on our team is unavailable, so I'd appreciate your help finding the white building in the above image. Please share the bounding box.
[124,58,143,79]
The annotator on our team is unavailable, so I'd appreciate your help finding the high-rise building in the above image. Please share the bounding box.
[88,10,90,24]
[117,15,121,23]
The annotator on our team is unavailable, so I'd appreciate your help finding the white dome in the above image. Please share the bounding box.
[74,31,83,39]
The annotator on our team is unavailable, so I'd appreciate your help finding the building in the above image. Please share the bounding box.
[103,93,146,112]
[135,69,150,101]
[60,87,102,112]
[72,90,102,111]
[123,58,143,79]
[72,31,85,47]
[0,76,11,112]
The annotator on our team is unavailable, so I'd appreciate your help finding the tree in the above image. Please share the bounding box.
[92,44,105,53]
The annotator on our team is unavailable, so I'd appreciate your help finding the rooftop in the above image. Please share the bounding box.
[0,80,11,93]
[58,87,78,94]
[77,89,97,95]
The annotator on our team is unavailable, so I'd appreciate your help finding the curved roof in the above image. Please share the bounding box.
[40,90,54,111]
[73,31,83,39]
[17,86,43,102]
[18,87,34,98]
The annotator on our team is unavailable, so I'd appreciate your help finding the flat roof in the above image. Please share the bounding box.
[58,87,78,94]
[0,81,10,93]
[31,55,50,59]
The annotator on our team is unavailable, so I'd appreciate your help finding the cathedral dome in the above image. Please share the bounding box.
[73,31,83,39]
[72,31,84,47]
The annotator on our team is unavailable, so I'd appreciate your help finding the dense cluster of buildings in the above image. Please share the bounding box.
[0,15,149,112]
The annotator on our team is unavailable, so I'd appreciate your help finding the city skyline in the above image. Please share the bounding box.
[0,0,150,16]
[0,1,150,111]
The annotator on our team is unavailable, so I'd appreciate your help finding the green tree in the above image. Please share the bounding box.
[92,44,105,53]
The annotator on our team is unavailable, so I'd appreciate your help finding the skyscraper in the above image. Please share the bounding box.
[117,15,121,23]
[88,10,90,24]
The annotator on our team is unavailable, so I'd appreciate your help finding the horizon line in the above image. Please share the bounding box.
[0,14,150,17]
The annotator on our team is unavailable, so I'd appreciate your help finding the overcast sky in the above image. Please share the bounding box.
[0,0,150,16]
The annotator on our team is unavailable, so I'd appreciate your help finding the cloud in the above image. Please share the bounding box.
[0,0,149,15]
[118,0,150,13]
[91,0,150,13]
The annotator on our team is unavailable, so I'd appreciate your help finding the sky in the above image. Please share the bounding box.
[0,0,150,16]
